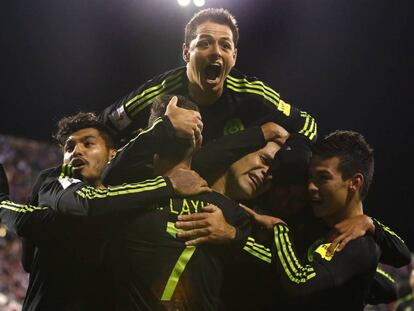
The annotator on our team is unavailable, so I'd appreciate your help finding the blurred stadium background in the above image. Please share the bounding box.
[1,0,413,310]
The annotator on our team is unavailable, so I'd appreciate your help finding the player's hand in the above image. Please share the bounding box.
[326,214,375,255]
[239,204,285,230]
[0,164,10,196]
[165,96,203,147]
[175,204,236,246]
[261,122,290,145]
[167,168,211,196]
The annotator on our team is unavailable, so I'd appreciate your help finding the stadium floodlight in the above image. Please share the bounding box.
[193,0,205,7]
[177,0,191,6]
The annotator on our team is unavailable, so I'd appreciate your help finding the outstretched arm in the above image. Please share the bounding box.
[326,215,411,267]
[0,165,60,239]
[272,223,380,297]
[1,164,209,239]
[41,164,210,217]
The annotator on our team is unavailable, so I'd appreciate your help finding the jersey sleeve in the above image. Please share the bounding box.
[1,165,174,239]
[192,126,265,183]
[366,266,398,305]
[228,203,273,265]
[102,116,175,185]
[99,68,186,140]
[371,218,411,267]
[226,71,318,143]
[271,224,380,297]
[21,168,54,272]
[39,164,175,217]
[0,200,58,238]
[0,167,60,240]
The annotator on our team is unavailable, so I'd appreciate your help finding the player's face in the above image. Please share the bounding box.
[184,21,237,98]
[227,142,279,200]
[308,156,351,220]
[63,128,114,187]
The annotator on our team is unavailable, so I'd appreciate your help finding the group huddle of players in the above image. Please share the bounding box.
[0,7,411,311]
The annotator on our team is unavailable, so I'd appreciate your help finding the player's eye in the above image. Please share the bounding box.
[64,143,74,152]
[261,155,271,166]
[197,40,209,48]
[221,42,232,50]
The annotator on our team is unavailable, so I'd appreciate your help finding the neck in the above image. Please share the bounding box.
[324,199,364,227]
[153,156,192,176]
[86,178,104,188]
[187,80,222,107]
[211,174,227,195]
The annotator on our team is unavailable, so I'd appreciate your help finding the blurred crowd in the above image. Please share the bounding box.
[0,134,413,311]
[0,135,60,310]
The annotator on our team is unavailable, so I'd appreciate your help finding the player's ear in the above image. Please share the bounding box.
[349,173,364,193]
[232,47,238,65]
[109,149,117,161]
[182,43,190,63]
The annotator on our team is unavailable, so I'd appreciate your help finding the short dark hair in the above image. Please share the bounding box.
[53,112,115,149]
[312,130,374,200]
[185,8,239,47]
[149,95,199,161]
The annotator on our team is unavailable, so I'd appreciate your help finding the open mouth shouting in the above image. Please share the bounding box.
[70,158,86,171]
[204,63,222,85]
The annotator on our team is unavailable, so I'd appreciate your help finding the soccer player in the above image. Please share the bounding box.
[176,130,411,309]
[98,95,272,310]
[259,131,387,310]
[0,103,208,311]
[100,8,317,144]
[2,96,271,310]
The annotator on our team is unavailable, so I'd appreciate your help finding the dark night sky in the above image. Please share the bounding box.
[1,0,413,248]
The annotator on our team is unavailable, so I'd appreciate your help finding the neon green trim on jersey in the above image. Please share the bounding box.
[166,221,181,238]
[0,201,49,213]
[227,77,281,101]
[127,71,184,116]
[274,225,316,283]
[114,117,164,155]
[298,111,317,141]
[76,176,167,199]
[60,164,75,179]
[160,246,196,301]
[125,69,183,109]
[376,267,396,283]
[243,236,272,263]
[227,75,281,98]
[226,81,287,115]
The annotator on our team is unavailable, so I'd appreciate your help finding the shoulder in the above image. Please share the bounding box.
[32,167,60,192]
[226,68,281,100]
[227,68,259,81]
[37,166,59,180]
[145,67,187,86]
[339,235,380,267]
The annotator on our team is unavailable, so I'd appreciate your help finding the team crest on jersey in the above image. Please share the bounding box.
[224,118,245,135]
[314,243,337,261]
[307,238,324,262]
